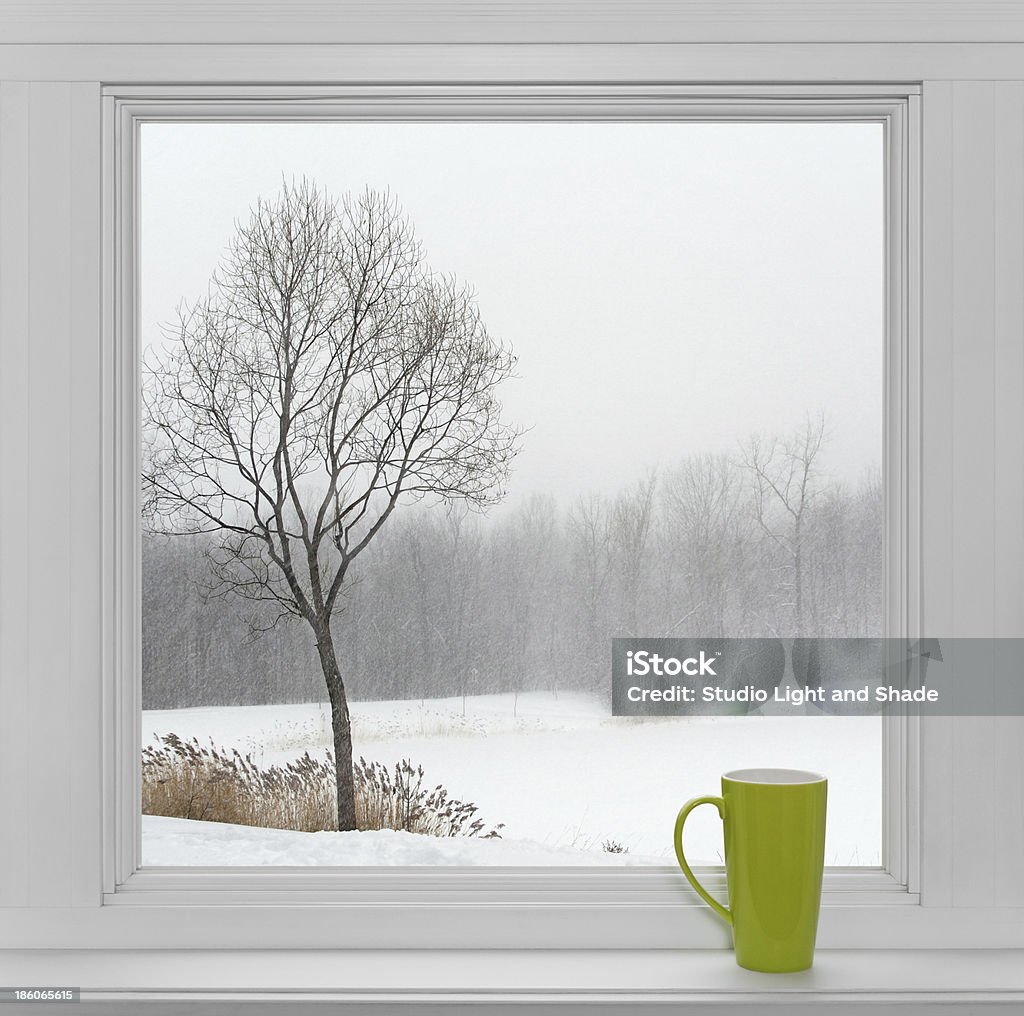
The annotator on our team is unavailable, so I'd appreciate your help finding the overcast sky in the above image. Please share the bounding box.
[140,121,883,513]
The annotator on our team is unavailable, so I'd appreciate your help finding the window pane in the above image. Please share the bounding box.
[140,121,883,866]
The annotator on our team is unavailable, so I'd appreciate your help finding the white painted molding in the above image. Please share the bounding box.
[83,86,921,954]
[2,23,1024,978]
[7,44,1024,84]
[2,0,1024,44]
[2,948,1024,1006]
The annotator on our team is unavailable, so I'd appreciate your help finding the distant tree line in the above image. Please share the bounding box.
[143,418,882,710]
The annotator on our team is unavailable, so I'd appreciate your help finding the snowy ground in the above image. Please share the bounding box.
[142,691,881,867]
[142,815,665,866]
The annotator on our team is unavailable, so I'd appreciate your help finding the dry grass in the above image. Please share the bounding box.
[353,755,503,838]
[141,734,335,832]
[142,733,503,839]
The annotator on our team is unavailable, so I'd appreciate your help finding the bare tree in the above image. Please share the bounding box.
[567,493,614,676]
[439,507,486,714]
[142,181,519,830]
[741,413,827,637]
[610,472,657,637]
[661,454,745,636]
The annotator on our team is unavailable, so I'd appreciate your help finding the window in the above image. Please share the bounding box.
[127,97,906,879]
[8,17,1024,984]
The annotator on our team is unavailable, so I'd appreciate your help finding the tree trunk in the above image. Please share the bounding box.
[793,516,804,639]
[313,624,357,832]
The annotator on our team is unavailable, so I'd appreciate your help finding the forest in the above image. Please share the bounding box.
[143,438,882,710]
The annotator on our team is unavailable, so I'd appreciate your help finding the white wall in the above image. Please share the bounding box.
[1,5,1024,993]
[919,80,1024,909]
[0,81,103,910]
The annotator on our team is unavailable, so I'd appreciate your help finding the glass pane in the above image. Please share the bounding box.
[140,121,884,866]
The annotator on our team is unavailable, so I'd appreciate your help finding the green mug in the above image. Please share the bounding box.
[673,768,827,973]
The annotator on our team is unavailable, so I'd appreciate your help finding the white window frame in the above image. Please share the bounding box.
[100,83,922,949]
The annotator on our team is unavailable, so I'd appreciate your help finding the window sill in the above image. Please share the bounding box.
[2,948,1023,1008]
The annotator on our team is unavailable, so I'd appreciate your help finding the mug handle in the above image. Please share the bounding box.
[673,796,733,926]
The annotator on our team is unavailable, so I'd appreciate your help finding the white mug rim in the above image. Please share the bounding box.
[723,767,826,785]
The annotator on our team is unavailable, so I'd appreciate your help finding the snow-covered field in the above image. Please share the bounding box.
[142,691,881,867]
[142,815,665,866]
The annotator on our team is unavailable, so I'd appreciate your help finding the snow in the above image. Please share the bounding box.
[142,815,662,866]
[142,691,881,867]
